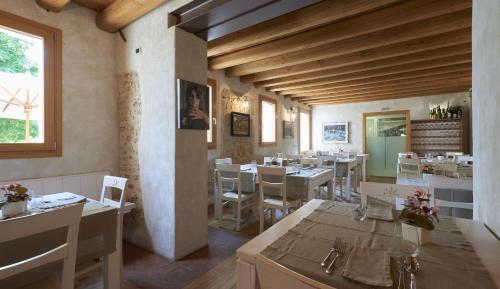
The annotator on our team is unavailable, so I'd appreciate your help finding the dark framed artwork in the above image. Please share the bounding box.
[283,121,294,138]
[177,79,210,130]
[231,112,250,137]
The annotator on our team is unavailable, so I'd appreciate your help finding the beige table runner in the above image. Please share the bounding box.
[260,201,497,289]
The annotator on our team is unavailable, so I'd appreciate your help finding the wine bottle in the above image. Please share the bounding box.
[442,108,446,119]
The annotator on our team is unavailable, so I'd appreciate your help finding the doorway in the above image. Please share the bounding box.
[363,110,410,178]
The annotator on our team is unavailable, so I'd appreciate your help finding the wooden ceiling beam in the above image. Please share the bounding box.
[35,0,71,12]
[303,86,471,105]
[266,55,471,91]
[255,44,471,88]
[284,70,472,96]
[209,0,471,70]
[206,0,404,57]
[292,77,471,101]
[240,29,471,83]
[225,9,471,77]
[96,0,168,33]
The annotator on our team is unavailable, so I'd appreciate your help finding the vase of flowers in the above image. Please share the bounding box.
[400,189,439,245]
[0,183,30,217]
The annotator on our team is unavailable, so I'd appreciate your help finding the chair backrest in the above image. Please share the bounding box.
[399,157,421,176]
[300,158,323,167]
[215,158,232,165]
[445,152,464,161]
[398,152,418,159]
[433,163,458,177]
[255,254,335,289]
[263,157,283,166]
[100,176,128,211]
[428,175,473,216]
[216,164,241,196]
[318,155,337,167]
[0,203,84,288]
[257,166,287,204]
[360,181,433,208]
[456,154,473,164]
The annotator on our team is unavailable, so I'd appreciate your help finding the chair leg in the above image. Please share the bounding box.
[259,205,264,233]
[271,208,276,224]
[236,201,241,231]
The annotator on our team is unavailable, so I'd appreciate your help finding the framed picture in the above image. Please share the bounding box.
[231,112,250,137]
[283,121,294,138]
[177,79,210,130]
[323,122,349,143]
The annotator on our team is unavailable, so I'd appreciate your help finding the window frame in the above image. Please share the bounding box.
[207,78,217,150]
[0,10,62,159]
[299,109,312,152]
[259,95,277,147]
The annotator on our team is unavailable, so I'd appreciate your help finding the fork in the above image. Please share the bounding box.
[321,238,338,267]
[325,240,346,274]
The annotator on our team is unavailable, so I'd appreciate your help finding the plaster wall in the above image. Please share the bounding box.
[472,0,500,235]
[0,0,119,181]
[312,92,470,153]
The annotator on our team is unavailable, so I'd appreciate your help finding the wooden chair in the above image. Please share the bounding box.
[300,158,323,168]
[360,181,433,208]
[433,163,458,177]
[215,158,232,165]
[255,254,335,289]
[445,152,464,161]
[257,166,301,233]
[217,164,256,231]
[0,203,84,289]
[428,175,473,219]
[399,157,422,177]
[263,157,283,166]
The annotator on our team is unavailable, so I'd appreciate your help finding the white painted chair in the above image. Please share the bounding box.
[215,158,233,165]
[456,154,473,164]
[299,158,323,168]
[255,254,335,289]
[428,175,473,219]
[0,203,84,289]
[217,164,256,231]
[360,182,433,208]
[398,152,418,159]
[445,152,464,161]
[433,163,458,177]
[257,166,301,233]
[399,157,422,177]
[263,157,283,166]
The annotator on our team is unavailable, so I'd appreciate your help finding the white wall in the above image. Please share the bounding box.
[472,0,500,236]
[312,92,470,153]
[0,0,119,181]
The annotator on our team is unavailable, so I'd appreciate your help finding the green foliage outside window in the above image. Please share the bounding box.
[0,31,39,76]
[0,118,39,143]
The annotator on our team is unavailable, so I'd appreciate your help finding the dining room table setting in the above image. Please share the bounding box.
[249,197,499,289]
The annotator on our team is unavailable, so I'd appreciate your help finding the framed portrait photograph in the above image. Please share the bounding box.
[283,121,294,138]
[323,122,349,143]
[231,112,250,137]
[177,79,210,130]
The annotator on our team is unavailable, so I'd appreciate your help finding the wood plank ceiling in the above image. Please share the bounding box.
[207,0,472,106]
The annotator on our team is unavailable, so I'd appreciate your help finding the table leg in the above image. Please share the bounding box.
[327,178,333,200]
[307,181,315,201]
[103,214,122,289]
[346,169,351,201]
[362,157,367,182]
[214,173,221,220]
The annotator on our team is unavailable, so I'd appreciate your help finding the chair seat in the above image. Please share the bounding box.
[222,191,255,201]
[262,196,300,208]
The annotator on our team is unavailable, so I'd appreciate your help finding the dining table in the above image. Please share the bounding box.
[0,193,122,289]
[236,199,500,289]
[214,164,334,220]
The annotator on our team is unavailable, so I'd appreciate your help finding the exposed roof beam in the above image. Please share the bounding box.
[266,55,471,91]
[35,0,71,12]
[285,70,472,96]
[96,0,168,33]
[240,29,471,83]
[255,45,470,88]
[207,0,403,57]
[293,77,471,101]
[225,8,471,77]
[304,86,471,105]
[210,0,471,70]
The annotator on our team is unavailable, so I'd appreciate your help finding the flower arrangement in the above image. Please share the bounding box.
[400,189,439,230]
[1,183,30,204]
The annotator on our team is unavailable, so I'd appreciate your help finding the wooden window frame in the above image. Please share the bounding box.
[0,10,62,159]
[207,78,217,150]
[259,95,277,147]
[298,109,312,152]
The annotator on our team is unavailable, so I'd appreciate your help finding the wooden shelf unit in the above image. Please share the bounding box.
[410,118,468,156]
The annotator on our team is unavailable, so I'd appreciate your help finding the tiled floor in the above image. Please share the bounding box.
[123,227,251,289]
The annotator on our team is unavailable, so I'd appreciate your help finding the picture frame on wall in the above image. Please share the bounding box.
[177,79,210,130]
[323,122,349,143]
[283,121,294,138]
[231,112,250,137]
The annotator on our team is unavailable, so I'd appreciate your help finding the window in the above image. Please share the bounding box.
[259,96,276,146]
[0,10,61,159]
[207,78,216,149]
[300,111,311,152]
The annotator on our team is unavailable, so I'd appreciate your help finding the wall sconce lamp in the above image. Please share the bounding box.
[289,107,297,122]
